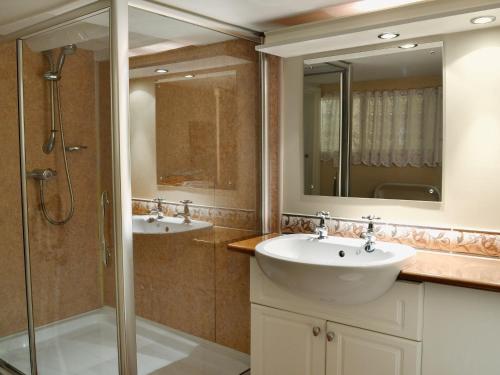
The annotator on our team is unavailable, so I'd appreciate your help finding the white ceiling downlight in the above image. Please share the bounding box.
[470,16,496,25]
[399,43,418,49]
[378,32,400,40]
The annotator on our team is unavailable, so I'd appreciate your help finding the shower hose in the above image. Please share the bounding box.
[39,81,75,225]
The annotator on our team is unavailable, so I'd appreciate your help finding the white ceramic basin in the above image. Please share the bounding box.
[255,234,416,304]
[132,215,212,234]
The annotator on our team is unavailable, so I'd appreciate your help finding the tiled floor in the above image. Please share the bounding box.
[0,308,249,375]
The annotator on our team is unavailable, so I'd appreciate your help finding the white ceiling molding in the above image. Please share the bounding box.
[258,0,500,57]
[0,0,99,36]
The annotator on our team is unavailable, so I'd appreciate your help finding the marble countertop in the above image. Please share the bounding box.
[227,234,500,293]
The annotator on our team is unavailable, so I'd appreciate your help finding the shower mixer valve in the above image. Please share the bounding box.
[27,168,57,181]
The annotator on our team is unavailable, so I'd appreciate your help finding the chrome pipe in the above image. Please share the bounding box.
[16,38,38,375]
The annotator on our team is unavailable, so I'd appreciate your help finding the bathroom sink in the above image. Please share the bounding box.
[132,215,212,234]
[255,234,416,304]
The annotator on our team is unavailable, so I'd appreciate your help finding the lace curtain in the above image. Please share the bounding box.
[320,87,443,167]
[352,87,442,167]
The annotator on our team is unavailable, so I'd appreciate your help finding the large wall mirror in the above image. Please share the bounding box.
[303,43,443,201]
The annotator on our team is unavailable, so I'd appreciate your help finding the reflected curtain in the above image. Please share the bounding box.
[351,87,443,167]
[320,94,341,163]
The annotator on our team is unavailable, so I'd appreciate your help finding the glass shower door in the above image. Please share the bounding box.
[14,9,122,375]
[128,5,260,374]
[0,40,32,375]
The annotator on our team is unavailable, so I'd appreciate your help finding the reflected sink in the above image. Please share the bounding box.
[255,234,416,304]
[132,215,212,234]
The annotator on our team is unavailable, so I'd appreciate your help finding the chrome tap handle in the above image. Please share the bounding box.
[316,211,331,219]
[177,200,193,223]
[151,198,166,217]
[361,215,380,252]
[362,215,381,221]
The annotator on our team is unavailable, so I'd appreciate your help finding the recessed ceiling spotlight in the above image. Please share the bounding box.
[399,43,418,49]
[184,74,195,78]
[155,68,168,73]
[378,32,400,40]
[470,16,496,25]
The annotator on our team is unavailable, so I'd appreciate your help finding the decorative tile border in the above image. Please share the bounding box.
[132,199,258,231]
[281,213,500,258]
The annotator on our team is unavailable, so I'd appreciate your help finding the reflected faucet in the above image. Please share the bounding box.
[175,200,193,224]
[148,198,166,222]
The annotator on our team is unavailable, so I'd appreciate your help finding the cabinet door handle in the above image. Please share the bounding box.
[326,332,335,342]
[312,326,321,336]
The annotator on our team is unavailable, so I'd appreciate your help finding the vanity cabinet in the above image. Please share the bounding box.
[250,258,424,375]
[251,305,326,375]
[325,322,421,375]
[252,304,421,375]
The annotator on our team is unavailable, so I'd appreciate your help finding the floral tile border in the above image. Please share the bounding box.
[281,213,500,258]
[132,199,258,231]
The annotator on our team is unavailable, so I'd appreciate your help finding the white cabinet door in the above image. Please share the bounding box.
[326,322,421,375]
[251,304,326,375]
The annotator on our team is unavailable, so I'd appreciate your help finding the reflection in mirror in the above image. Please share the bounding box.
[129,10,255,191]
[304,44,443,201]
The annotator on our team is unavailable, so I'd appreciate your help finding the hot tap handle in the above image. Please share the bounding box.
[316,211,331,218]
[362,215,381,221]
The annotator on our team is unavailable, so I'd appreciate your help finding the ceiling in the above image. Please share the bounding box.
[24,7,234,60]
[0,0,96,36]
[0,0,430,36]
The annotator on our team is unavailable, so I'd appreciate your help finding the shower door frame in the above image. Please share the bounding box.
[14,2,136,374]
[13,1,267,374]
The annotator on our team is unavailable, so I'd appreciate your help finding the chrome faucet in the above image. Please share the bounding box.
[360,215,381,253]
[315,211,331,240]
[175,200,193,224]
[148,198,166,222]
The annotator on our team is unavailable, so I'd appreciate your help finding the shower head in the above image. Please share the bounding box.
[56,44,77,78]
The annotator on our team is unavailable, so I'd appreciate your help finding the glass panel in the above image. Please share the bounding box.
[0,41,31,375]
[128,6,260,374]
[14,10,119,375]
[303,65,343,196]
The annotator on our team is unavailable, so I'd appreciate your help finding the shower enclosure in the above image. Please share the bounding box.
[0,1,267,374]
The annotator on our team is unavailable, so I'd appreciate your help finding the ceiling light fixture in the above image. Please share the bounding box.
[399,43,418,49]
[155,68,168,73]
[470,16,496,25]
[378,32,400,40]
[184,74,195,78]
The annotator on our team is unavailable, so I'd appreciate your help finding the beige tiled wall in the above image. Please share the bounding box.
[281,213,500,258]
[0,41,104,336]
[22,45,102,327]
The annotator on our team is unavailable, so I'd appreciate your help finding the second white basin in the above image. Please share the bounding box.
[255,234,416,304]
[132,215,212,234]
